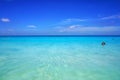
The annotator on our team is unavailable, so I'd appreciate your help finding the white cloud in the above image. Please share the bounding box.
[62,18,87,23]
[53,14,120,26]
[101,15,120,20]
[27,25,37,28]
[77,26,119,32]
[1,18,10,22]
[69,25,79,29]
[58,25,120,32]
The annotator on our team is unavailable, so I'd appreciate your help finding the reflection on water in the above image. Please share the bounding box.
[0,37,120,80]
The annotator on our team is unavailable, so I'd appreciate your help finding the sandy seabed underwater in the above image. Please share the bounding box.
[0,36,120,80]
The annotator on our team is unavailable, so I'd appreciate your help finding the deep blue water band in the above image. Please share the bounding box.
[0,35,120,37]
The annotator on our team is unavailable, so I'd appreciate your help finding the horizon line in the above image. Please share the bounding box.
[0,35,120,37]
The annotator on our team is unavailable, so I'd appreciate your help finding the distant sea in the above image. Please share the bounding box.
[0,35,120,80]
[0,35,120,37]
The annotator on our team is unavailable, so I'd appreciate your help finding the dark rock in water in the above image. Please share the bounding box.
[101,41,106,46]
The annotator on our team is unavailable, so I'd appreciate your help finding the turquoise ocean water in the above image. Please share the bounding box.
[0,36,120,80]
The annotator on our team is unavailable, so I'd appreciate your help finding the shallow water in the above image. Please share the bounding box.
[0,37,120,80]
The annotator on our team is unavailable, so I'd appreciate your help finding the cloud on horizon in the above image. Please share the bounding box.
[58,25,120,33]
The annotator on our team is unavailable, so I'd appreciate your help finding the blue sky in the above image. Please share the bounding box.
[0,0,120,35]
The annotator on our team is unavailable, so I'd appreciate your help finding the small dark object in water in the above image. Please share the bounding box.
[101,41,106,46]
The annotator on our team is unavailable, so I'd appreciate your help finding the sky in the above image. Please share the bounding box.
[0,0,120,35]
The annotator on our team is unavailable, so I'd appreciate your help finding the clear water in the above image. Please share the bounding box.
[0,36,120,80]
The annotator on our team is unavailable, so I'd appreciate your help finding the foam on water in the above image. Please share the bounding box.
[0,37,120,80]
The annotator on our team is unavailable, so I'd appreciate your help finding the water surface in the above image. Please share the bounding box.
[0,36,120,80]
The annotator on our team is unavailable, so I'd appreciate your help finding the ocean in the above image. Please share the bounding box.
[0,36,120,80]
